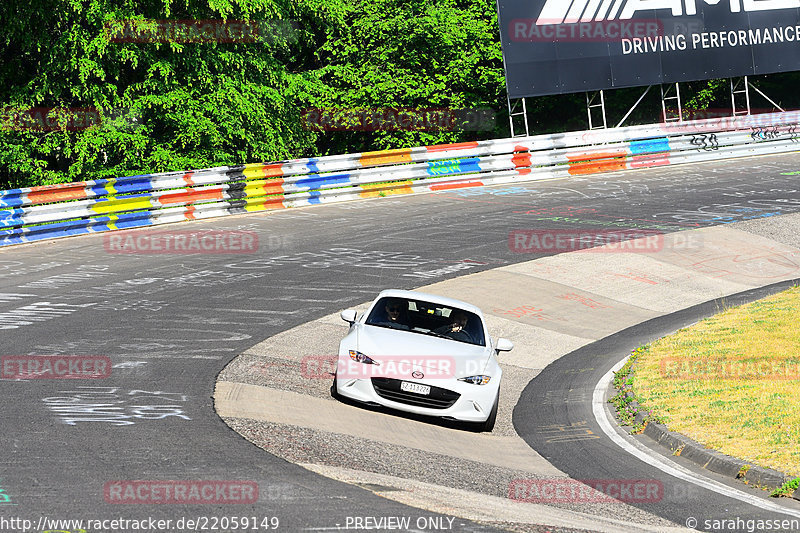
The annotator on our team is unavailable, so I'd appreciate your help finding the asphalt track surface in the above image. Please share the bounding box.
[514,280,800,531]
[2,152,800,532]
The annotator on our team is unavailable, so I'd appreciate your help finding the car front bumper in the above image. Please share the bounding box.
[335,374,500,423]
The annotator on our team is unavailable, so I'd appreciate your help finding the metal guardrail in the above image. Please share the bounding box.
[2,111,799,246]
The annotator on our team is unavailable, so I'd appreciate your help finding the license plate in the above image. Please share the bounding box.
[400,381,430,395]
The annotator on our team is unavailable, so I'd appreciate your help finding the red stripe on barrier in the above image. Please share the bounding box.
[160,188,224,205]
[430,181,484,191]
[630,153,670,168]
[26,183,91,205]
[512,147,532,169]
[426,141,479,153]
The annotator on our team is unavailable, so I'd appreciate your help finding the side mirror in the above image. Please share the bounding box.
[340,309,357,324]
[495,338,514,352]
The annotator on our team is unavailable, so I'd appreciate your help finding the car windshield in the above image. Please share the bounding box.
[365,297,486,346]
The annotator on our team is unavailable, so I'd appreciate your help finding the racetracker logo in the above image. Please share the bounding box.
[511,19,663,42]
[509,479,663,503]
[104,480,258,504]
[535,0,800,25]
[2,355,111,379]
[302,355,462,380]
[104,230,259,254]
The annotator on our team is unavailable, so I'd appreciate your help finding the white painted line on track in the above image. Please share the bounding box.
[593,355,800,519]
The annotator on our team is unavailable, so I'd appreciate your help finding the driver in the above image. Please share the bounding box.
[380,299,410,330]
[435,310,473,342]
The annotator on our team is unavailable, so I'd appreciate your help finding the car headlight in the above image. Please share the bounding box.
[459,375,491,385]
[349,350,380,365]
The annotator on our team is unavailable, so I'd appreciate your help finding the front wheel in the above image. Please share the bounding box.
[476,390,499,432]
[330,371,341,400]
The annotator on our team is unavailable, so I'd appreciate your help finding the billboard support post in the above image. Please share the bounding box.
[508,96,530,138]
[586,90,607,130]
[745,78,785,114]
[731,77,752,117]
[616,86,653,128]
[660,83,683,123]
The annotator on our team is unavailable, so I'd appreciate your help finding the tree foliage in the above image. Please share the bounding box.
[0,0,505,189]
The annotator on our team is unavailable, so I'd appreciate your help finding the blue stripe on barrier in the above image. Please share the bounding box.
[0,208,25,227]
[630,138,670,155]
[0,191,24,208]
[295,174,351,190]
[307,191,322,205]
[112,175,155,194]
[426,158,482,177]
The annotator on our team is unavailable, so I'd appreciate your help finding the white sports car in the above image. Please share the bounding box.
[334,289,513,431]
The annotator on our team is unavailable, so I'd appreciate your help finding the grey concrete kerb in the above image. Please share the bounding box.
[215,213,800,530]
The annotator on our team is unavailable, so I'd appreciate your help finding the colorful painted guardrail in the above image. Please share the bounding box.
[2,111,800,246]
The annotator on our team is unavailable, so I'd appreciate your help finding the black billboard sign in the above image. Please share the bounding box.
[498,0,800,98]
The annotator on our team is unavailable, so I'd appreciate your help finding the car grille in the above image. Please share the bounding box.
[370,378,460,410]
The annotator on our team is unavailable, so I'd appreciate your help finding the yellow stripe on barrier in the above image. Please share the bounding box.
[90,196,154,215]
[359,181,414,198]
[360,149,412,167]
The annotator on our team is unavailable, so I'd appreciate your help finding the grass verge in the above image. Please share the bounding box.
[612,286,800,479]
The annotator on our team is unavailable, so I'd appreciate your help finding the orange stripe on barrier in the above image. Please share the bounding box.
[426,142,479,153]
[26,183,90,205]
[183,172,195,187]
[512,147,532,169]
[566,151,627,175]
[160,188,224,205]
[263,164,284,178]
[430,181,483,191]
[185,205,196,220]
[360,149,412,167]
[262,178,285,195]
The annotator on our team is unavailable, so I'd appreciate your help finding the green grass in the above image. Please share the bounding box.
[626,286,800,477]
